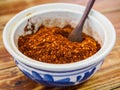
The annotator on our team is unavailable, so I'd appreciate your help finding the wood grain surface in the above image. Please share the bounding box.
[0,0,120,90]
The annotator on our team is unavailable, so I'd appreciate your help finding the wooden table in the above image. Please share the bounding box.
[0,0,120,90]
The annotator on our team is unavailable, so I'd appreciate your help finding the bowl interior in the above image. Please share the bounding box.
[13,11,104,49]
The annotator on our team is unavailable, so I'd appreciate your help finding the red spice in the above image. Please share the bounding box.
[18,25,101,64]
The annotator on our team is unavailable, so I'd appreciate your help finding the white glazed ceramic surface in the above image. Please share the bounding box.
[3,3,116,87]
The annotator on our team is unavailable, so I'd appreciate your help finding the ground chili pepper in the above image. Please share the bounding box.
[18,25,101,64]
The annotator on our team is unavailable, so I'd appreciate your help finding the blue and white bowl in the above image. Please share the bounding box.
[3,3,116,87]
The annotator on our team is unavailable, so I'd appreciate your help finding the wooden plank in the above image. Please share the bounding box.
[0,0,29,15]
[0,67,41,90]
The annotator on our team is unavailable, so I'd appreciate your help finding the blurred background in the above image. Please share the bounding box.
[0,0,120,90]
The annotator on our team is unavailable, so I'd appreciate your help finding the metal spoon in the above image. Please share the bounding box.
[68,0,95,42]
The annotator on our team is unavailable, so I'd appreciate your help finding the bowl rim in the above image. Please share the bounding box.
[3,3,116,71]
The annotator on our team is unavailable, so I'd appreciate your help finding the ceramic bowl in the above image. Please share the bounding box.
[3,3,116,87]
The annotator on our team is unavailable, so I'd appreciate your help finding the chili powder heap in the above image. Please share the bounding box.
[18,25,101,64]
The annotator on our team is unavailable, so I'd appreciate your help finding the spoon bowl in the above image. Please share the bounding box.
[69,0,95,42]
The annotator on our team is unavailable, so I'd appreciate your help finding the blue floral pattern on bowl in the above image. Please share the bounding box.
[15,60,103,87]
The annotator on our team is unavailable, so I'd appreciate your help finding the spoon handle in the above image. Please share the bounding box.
[79,0,95,27]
